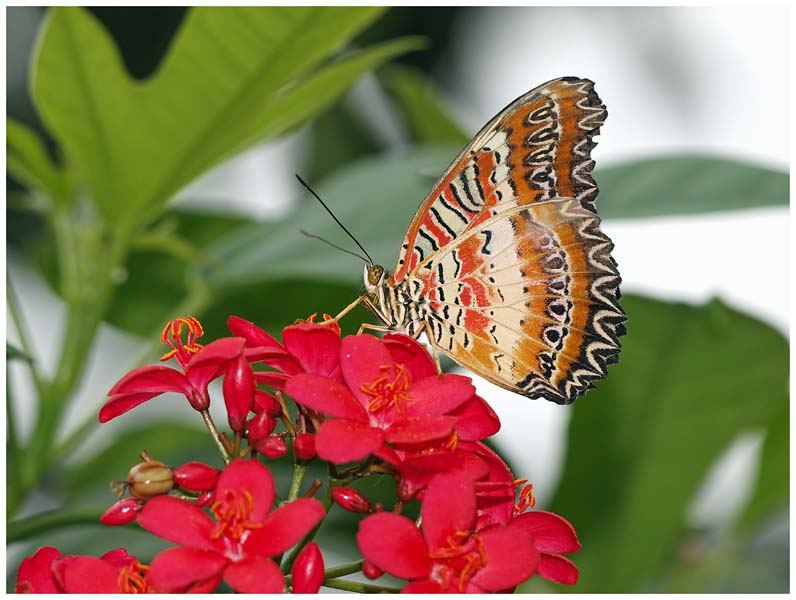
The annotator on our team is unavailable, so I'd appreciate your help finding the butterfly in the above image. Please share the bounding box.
[333,77,626,404]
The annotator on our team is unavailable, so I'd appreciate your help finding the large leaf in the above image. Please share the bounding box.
[31,7,420,227]
[535,295,788,593]
[597,156,788,219]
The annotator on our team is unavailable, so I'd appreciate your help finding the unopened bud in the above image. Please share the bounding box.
[291,542,324,593]
[100,498,141,525]
[255,390,282,418]
[197,490,215,507]
[256,435,288,458]
[331,487,371,513]
[247,412,276,445]
[397,479,418,503]
[127,460,174,499]
[173,462,219,492]
[223,355,255,432]
[362,561,383,580]
[293,433,316,461]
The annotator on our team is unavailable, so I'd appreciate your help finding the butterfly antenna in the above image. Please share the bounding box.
[295,174,375,265]
[299,229,370,264]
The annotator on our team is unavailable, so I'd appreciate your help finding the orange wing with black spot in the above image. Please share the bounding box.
[393,77,625,403]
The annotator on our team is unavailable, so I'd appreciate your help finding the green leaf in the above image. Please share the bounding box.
[380,64,468,145]
[31,6,417,227]
[536,295,788,593]
[737,405,789,530]
[598,156,788,219]
[7,343,33,363]
[6,119,73,206]
[62,422,210,496]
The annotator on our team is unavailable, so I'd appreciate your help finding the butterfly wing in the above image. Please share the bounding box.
[393,77,625,403]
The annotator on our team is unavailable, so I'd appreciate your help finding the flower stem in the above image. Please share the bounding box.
[201,410,231,464]
[281,480,333,573]
[233,431,242,458]
[287,463,308,502]
[322,578,401,593]
[323,560,364,580]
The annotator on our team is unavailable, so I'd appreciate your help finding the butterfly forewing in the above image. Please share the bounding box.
[391,77,626,404]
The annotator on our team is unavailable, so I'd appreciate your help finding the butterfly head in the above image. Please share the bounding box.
[364,264,386,294]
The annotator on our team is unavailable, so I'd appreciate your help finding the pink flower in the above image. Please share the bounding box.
[510,511,582,585]
[228,315,343,389]
[15,546,151,593]
[100,317,246,422]
[356,472,539,593]
[138,458,324,593]
[286,334,476,463]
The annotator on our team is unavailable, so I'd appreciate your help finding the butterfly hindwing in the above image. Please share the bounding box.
[391,77,625,403]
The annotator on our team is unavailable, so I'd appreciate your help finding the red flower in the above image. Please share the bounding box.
[286,334,476,463]
[16,546,151,593]
[356,471,539,593]
[138,458,324,593]
[291,542,325,593]
[510,511,582,586]
[228,315,343,389]
[100,317,246,422]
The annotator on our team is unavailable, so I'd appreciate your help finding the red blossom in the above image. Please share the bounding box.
[138,458,324,593]
[510,511,582,586]
[286,334,477,464]
[356,472,539,593]
[16,546,151,593]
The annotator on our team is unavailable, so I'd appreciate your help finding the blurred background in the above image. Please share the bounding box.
[6,6,789,593]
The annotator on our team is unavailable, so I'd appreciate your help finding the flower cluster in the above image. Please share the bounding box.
[16,315,581,593]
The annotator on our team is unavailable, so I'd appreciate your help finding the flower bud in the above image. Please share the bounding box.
[127,460,174,499]
[256,435,288,458]
[291,542,324,593]
[173,462,220,492]
[197,490,215,507]
[362,561,383,580]
[254,390,282,418]
[223,355,255,432]
[247,412,276,445]
[331,487,371,513]
[293,433,316,461]
[397,479,418,503]
[100,498,141,525]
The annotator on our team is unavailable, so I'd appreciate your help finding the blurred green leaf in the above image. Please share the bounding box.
[6,119,73,206]
[737,406,789,530]
[31,6,418,227]
[7,343,33,363]
[63,422,211,496]
[380,64,468,145]
[537,295,788,593]
[598,156,788,219]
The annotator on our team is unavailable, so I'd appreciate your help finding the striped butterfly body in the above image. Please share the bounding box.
[363,77,626,404]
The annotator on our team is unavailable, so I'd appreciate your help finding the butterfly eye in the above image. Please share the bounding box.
[367,265,385,286]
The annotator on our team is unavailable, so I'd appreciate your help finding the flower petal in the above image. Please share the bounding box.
[108,364,191,396]
[421,472,476,549]
[148,547,227,593]
[283,323,341,376]
[99,548,135,570]
[449,395,501,441]
[537,553,579,585]
[470,526,538,591]
[383,333,437,381]
[227,315,283,349]
[244,498,325,557]
[286,374,367,421]
[315,419,384,463]
[15,546,62,593]
[52,556,120,593]
[403,373,475,418]
[99,392,162,423]
[401,579,443,593]
[255,371,290,389]
[223,556,284,593]
[357,512,431,580]
[186,337,245,390]
[215,458,275,523]
[385,416,457,445]
[340,334,397,405]
[138,495,223,552]
[511,511,582,554]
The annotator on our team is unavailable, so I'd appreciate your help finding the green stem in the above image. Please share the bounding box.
[6,276,47,399]
[201,410,231,464]
[7,508,111,544]
[281,481,333,573]
[322,579,400,593]
[323,560,365,580]
[287,462,308,502]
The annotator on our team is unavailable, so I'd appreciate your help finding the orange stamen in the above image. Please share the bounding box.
[210,489,262,540]
[429,530,487,592]
[160,316,204,367]
[514,481,536,514]
[360,364,412,414]
[117,560,151,594]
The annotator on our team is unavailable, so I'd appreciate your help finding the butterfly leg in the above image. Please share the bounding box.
[357,323,392,336]
[324,296,364,325]
[422,322,444,375]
